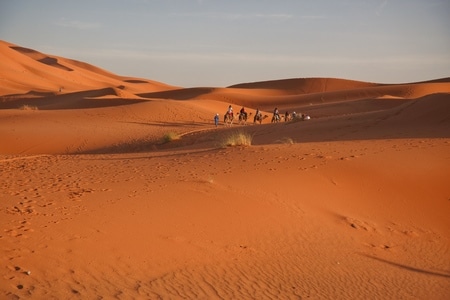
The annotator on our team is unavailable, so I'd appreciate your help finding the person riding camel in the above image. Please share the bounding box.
[227,105,233,118]
[273,107,280,122]
[254,108,261,123]
[240,107,247,119]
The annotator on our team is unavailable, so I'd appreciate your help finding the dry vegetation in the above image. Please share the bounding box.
[161,132,181,143]
[221,131,253,147]
[19,104,38,110]
[278,137,295,144]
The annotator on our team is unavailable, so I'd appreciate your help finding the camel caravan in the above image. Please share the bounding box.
[220,105,310,127]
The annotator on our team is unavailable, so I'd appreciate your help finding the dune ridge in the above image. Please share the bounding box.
[1,41,449,299]
[0,40,177,97]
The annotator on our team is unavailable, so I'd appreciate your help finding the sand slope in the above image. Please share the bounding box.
[0,40,177,98]
[1,41,449,299]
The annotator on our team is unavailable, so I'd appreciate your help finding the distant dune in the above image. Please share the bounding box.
[0,40,177,98]
[1,40,449,299]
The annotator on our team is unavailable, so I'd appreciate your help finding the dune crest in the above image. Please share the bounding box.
[0,40,178,97]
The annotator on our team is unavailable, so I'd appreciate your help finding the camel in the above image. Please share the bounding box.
[224,112,234,126]
[271,114,281,123]
[253,113,268,124]
[284,112,291,122]
[290,113,311,122]
[238,112,252,125]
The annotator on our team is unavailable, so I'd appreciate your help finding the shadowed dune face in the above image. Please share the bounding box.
[37,57,73,71]
[228,77,380,93]
[138,87,217,100]
[10,46,49,60]
[11,46,74,71]
[1,41,449,299]
[0,88,147,110]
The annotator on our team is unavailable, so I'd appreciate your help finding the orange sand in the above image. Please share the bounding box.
[1,40,449,299]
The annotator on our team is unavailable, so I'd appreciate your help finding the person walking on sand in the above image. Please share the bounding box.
[214,113,219,127]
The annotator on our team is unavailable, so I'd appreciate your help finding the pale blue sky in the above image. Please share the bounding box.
[1,0,449,87]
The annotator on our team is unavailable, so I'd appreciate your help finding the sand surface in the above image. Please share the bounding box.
[1,40,449,299]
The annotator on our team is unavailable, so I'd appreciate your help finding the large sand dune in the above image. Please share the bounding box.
[1,40,449,299]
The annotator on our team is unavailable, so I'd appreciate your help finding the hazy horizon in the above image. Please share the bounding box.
[1,0,449,87]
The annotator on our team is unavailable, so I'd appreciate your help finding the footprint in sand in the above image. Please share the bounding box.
[344,217,376,232]
[7,204,37,216]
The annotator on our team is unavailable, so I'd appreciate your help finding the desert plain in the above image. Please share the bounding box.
[0,40,449,299]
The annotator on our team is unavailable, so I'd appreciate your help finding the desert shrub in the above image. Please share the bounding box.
[19,105,38,111]
[162,132,180,143]
[278,137,295,144]
[221,131,253,147]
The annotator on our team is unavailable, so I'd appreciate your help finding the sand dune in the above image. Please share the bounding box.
[1,41,449,299]
[0,40,177,97]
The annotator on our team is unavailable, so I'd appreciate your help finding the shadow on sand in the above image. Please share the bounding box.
[362,254,450,278]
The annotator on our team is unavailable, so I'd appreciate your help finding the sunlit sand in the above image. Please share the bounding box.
[1,40,449,299]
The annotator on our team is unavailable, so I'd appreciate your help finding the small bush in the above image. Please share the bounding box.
[279,137,295,144]
[162,132,180,143]
[222,131,253,147]
[19,105,38,111]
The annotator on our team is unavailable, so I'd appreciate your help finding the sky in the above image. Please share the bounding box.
[1,0,449,87]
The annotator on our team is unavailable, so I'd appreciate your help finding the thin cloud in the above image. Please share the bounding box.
[75,47,449,66]
[299,15,326,20]
[55,18,101,30]
[171,12,292,20]
[170,12,325,21]
[225,13,293,20]
[376,0,388,16]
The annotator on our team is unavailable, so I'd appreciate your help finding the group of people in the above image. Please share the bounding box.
[214,105,248,126]
[268,107,295,123]
[273,108,310,122]
[214,105,308,126]
[224,105,247,119]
